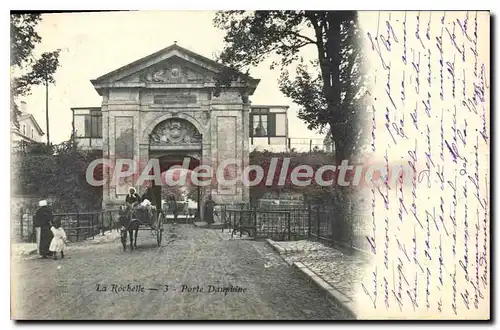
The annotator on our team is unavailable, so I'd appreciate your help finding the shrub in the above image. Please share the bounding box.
[12,138,103,212]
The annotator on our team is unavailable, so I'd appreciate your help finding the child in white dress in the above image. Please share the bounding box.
[49,219,67,259]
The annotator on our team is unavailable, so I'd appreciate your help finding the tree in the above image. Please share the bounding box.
[10,13,61,132]
[214,11,370,241]
[213,11,369,163]
[12,137,103,212]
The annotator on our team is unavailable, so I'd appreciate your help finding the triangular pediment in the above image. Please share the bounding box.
[117,56,215,84]
[90,44,259,94]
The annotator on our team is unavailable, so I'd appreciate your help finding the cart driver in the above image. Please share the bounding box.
[125,187,141,209]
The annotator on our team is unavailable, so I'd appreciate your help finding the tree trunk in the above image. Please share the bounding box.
[45,78,50,146]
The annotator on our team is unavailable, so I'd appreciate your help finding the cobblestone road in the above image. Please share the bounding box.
[11,224,350,320]
[277,240,370,301]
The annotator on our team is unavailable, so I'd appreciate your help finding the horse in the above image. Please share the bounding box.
[118,205,140,251]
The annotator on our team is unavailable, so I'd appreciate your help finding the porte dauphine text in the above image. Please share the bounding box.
[95,284,247,295]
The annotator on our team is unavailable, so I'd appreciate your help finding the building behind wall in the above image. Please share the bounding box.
[11,101,45,145]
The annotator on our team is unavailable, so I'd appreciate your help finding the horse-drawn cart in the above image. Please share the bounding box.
[119,205,165,250]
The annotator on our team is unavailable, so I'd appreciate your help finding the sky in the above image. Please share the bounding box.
[20,11,324,144]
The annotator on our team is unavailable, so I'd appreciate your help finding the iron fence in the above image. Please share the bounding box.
[220,203,370,253]
[13,208,121,243]
[221,207,295,241]
[287,138,330,152]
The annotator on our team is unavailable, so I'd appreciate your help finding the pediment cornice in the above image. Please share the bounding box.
[91,44,259,95]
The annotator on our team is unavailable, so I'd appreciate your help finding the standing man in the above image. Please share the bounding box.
[203,195,215,226]
[34,200,54,258]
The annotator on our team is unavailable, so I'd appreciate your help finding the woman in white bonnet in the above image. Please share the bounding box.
[34,200,54,258]
[125,187,141,208]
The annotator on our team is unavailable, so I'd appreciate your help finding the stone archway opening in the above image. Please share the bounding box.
[148,154,203,222]
[147,117,205,221]
[159,153,201,201]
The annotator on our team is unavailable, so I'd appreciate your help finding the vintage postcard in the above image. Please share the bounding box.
[10,10,490,320]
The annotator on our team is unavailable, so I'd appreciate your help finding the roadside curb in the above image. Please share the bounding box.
[265,239,357,319]
[265,239,320,255]
[265,239,294,266]
[265,239,285,254]
[293,261,357,319]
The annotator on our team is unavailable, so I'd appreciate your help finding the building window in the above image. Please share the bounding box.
[249,108,277,138]
[31,128,34,139]
[22,124,26,136]
[74,111,102,138]
[253,114,268,137]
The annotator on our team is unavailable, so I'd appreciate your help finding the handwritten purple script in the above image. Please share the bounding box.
[358,11,489,319]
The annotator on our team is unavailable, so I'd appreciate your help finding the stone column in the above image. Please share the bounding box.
[241,91,251,203]
[199,108,212,221]
[101,93,110,210]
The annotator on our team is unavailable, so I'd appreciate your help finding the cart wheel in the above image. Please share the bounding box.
[157,229,163,247]
[157,213,164,247]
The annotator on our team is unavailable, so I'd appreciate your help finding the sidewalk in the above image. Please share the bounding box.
[12,230,122,258]
[266,239,370,318]
[11,243,37,258]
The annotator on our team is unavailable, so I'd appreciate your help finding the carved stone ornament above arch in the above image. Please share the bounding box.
[149,118,202,146]
[141,63,213,84]
[142,112,205,145]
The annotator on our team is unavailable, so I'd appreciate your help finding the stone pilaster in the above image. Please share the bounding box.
[241,91,251,203]
[102,88,141,208]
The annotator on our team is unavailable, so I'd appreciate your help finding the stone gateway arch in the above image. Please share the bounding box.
[90,44,259,217]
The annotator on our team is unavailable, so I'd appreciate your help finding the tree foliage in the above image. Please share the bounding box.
[10,13,61,127]
[248,149,336,205]
[12,138,103,212]
[12,50,61,97]
[10,14,42,67]
[214,11,370,162]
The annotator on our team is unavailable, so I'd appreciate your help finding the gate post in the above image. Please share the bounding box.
[239,204,244,237]
[307,203,311,238]
[316,205,320,239]
[287,212,291,241]
[20,208,24,242]
[103,211,107,235]
[350,213,354,249]
[76,211,80,241]
[240,204,244,238]
[221,205,225,233]
[253,207,257,237]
